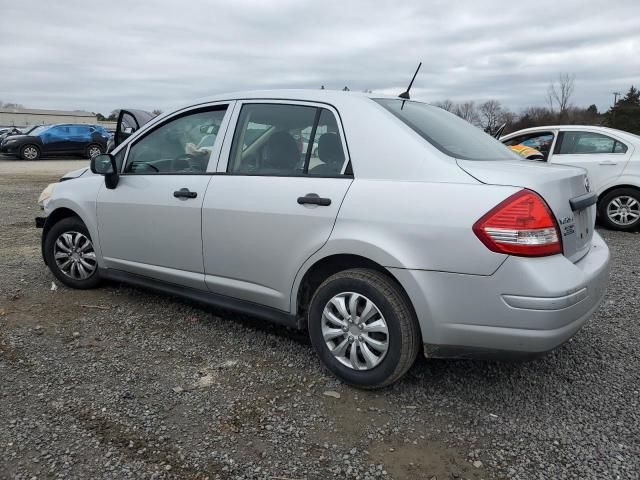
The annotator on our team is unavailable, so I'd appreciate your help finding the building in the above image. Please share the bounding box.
[0,107,97,128]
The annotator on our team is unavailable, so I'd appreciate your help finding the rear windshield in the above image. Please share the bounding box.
[374,99,518,161]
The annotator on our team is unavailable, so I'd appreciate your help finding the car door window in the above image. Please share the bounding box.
[227,103,347,176]
[557,131,627,154]
[124,107,227,174]
[504,132,554,159]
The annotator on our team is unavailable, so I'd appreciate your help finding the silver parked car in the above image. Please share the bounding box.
[36,90,610,388]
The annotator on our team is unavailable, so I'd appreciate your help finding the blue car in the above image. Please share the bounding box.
[0,123,111,160]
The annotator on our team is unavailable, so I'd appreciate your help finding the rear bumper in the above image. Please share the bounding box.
[390,231,610,358]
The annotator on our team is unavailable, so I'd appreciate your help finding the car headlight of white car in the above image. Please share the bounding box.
[38,183,56,211]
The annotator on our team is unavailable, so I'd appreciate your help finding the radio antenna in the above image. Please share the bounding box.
[399,62,422,100]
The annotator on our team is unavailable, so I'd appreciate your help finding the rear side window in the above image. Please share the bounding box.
[227,103,347,176]
[374,99,518,161]
[557,131,628,154]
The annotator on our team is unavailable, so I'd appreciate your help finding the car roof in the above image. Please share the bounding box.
[150,89,411,117]
[193,89,397,104]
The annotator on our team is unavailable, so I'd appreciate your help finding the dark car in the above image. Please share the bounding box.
[0,123,111,160]
[0,127,23,143]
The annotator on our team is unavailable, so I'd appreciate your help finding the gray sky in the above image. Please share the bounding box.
[1,0,638,115]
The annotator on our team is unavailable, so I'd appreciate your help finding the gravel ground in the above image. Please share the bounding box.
[0,156,87,177]
[0,161,639,480]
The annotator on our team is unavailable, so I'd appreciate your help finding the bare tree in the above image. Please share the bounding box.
[547,73,575,112]
[0,101,24,109]
[454,101,480,126]
[433,99,455,112]
[479,100,503,133]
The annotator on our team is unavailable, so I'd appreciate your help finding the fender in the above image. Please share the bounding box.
[596,175,640,198]
[290,237,408,314]
[42,176,105,268]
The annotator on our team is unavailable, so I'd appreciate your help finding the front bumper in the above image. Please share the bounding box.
[390,231,610,358]
[0,143,20,154]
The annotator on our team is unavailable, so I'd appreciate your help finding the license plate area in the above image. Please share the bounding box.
[571,206,595,256]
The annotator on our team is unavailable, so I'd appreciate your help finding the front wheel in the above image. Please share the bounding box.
[20,144,40,160]
[308,268,420,389]
[598,188,640,231]
[44,217,101,289]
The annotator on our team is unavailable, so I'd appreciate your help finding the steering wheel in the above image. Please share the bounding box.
[172,154,204,173]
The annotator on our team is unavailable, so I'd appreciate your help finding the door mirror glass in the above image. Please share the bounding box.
[91,153,116,175]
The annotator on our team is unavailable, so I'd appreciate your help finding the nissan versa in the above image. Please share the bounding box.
[36,90,610,388]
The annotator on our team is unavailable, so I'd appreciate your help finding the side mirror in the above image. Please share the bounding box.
[90,153,119,189]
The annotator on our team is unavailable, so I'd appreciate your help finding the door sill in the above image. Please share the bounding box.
[101,268,300,329]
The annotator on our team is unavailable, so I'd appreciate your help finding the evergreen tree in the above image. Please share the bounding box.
[605,86,640,134]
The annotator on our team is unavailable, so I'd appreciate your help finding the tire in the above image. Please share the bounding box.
[598,188,640,231]
[44,217,101,289]
[86,144,103,159]
[308,268,420,389]
[20,144,40,160]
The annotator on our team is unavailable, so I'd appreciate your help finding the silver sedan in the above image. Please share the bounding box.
[37,90,610,388]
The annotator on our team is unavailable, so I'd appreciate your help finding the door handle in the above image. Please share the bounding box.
[173,188,198,199]
[297,193,331,206]
[599,161,617,165]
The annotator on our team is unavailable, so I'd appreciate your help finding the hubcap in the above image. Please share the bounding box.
[88,146,101,158]
[53,231,97,280]
[23,146,38,160]
[607,196,640,226]
[321,292,389,371]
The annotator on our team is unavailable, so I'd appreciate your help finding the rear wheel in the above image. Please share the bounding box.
[44,217,101,289]
[598,188,640,231]
[308,268,420,389]
[20,144,40,160]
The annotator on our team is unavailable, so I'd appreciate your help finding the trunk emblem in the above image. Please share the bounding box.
[585,177,591,192]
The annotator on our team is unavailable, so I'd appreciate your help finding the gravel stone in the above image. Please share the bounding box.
[0,159,638,479]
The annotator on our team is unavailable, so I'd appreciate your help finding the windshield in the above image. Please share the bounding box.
[374,99,519,161]
[29,125,49,136]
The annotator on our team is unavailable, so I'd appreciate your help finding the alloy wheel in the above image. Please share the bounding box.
[23,146,38,160]
[607,195,640,226]
[88,146,102,158]
[321,292,389,371]
[53,231,97,280]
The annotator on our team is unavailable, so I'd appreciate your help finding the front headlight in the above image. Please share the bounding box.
[38,183,56,210]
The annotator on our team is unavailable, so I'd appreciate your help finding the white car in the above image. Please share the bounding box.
[501,126,640,230]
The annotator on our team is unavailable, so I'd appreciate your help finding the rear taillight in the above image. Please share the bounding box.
[473,189,562,257]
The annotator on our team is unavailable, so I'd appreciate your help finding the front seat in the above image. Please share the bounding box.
[262,131,300,174]
[309,133,344,175]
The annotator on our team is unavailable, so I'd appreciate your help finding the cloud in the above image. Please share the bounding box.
[0,0,638,114]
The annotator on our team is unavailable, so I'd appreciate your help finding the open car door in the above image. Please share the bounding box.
[110,109,154,151]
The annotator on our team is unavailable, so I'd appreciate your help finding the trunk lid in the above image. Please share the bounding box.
[458,159,595,263]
